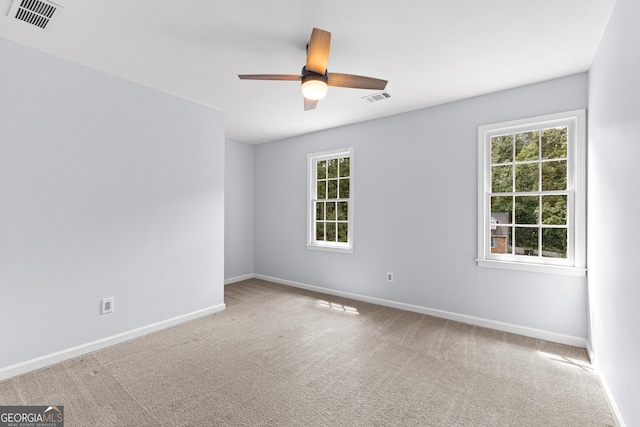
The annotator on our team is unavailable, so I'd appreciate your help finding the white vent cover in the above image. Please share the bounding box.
[362,92,391,103]
[8,0,63,30]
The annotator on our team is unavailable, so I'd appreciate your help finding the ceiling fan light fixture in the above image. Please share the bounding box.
[301,75,328,100]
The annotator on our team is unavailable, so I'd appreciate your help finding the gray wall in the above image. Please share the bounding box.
[225,139,254,280]
[588,0,640,424]
[0,38,225,370]
[254,73,589,339]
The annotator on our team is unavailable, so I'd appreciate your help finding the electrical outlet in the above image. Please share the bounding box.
[386,272,394,283]
[101,297,114,314]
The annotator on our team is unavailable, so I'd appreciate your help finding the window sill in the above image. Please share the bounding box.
[476,259,586,277]
[306,244,353,254]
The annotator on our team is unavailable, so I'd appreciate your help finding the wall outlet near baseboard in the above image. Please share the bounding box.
[386,272,394,283]
[101,297,114,314]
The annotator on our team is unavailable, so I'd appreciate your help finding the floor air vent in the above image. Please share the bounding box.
[362,92,391,103]
[8,0,62,30]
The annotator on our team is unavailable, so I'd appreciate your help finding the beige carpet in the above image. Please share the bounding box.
[0,279,616,426]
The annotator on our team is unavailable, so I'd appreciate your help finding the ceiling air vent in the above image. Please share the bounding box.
[362,92,391,103]
[8,0,63,30]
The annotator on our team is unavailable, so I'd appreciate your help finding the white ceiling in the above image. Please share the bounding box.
[0,0,617,144]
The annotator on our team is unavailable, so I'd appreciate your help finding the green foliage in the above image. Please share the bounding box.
[541,127,567,159]
[339,178,350,198]
[515,227,538,254]
[339,157,350,177]
[491,135,512,164]
[491,196,512,221]
[317,160,326,179]
[542,195,567,225]
[316,202,324,220]
[516,131,539,161]
[542,160,567,191]
[515,196,539,225]
[327,159,338,178]
[492,165,512,193]
[338,202,348,221]
[327,180,338,199]
[326,202,336,221]
[542,228,567,257]
[338,222,348,242]
[317,181,326,199]
[515,163,539,192]
[326,222,336,241]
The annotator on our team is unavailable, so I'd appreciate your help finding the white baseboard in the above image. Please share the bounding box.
[586,343,626,427]
[224,273,254,285]
[596,371,626,427]
[586,340,596,364]
[254,274,587,349]
[0,303,226,382]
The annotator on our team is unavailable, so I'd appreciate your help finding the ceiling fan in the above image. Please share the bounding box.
[238,28,388,111]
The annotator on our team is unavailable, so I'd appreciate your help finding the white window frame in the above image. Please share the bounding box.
[307,147,354,253]
[477,110,586,276]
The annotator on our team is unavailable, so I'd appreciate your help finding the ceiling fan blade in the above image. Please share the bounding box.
[327,73,388,90]
[306,28,331,75]
[238,74,301,81]
[304,98,319,111]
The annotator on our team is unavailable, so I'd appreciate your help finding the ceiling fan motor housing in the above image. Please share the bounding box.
[301,66,328,100]
[301,66,328,83]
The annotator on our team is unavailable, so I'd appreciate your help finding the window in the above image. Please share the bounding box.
[477,110,586,276]
[307,147,354,253]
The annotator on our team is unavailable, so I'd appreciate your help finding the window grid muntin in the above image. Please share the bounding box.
[487,123,573,264]
[308,148,353,251]
[314,154,350,244]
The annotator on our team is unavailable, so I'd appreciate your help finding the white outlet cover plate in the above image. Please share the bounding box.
[101,297,114,314]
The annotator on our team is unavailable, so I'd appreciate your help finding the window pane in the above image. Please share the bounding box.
[541,160,567,191]
[339,157,350,177]
[338,222,348,242]
[542,228,567,258]
[317,160,327,180]
[338,201,348,220]
[515,163,539,192]
[327,159,338,178]
[491,135,513,164]
[326,202,336,220]
[542,195,567,225]
[515,227,538,256]
[326,222,337,242]
[492,165,512,193]
[316,202,325,221]
[339,178,350,199]
[515,196,539,224]
[490,226,512,255]
[317,181,326,199]
[327,179,338,199]
[541,127,567,160]
[316,222,325,241]
[515,131,539,161]
[491,196,512,225]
